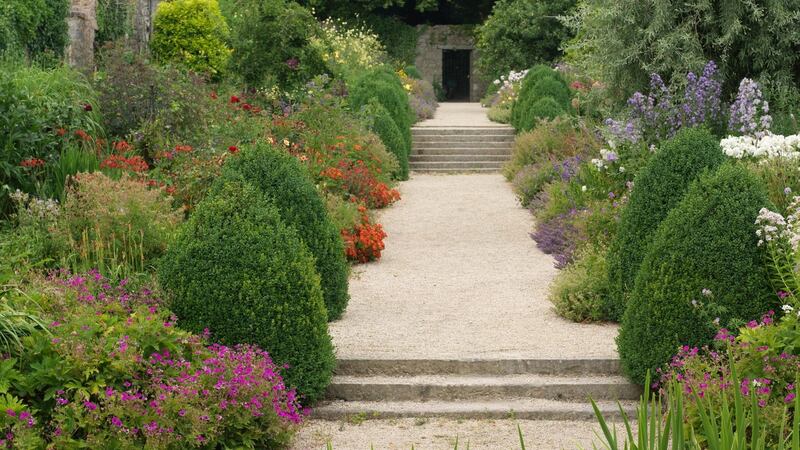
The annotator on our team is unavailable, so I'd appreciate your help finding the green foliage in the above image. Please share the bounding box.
[228,0,326,89]
[605,128,725,322]
[158,181,335,402]
[549,244,610,322]
[476,0,576,81]
[529,77,572,109]
[510,66,568,131]
[96,0,133,45]
[0,61,102,214]
[403,65,422,79]
[358,15,418,65]
[514,97,566,132]
[618,163,775,384]
[0,0,69,62]
[348,67,414,153]
[56,172,182,278]
[311,18,386,82]
[562,0,800,101]
[362,99,408,180]
[215,142,351,321]
[151,0,231,78]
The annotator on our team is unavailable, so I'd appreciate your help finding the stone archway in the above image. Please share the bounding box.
[414,25,488,102]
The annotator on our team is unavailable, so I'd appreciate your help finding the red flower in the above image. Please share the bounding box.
[82,103,93,112]
[230,95,240,104]
[74,129,91,141]
[55,128,67,137]
[174,144,193,153]
[242,103,252,111]
[228,145,239,154]
[19,158,46,168]
[100,155,149,173]
[113,140,132,152]
[210,91,218,100]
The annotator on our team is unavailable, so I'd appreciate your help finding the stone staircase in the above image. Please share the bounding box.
[410,126,515,173]
[312,358,641,421]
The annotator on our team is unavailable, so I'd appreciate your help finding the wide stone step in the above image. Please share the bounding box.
[335,359,624,377]
[310,398,638,421]
[327,374,641,402]
[411,168,503,174]
[413,135,515,143]
[412,141,513,150]
[412,147,512,156]
[410,161,504,170]
[412,127,515,136]
[410,154,510,163]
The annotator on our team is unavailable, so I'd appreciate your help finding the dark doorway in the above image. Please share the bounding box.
[442,49,471,101]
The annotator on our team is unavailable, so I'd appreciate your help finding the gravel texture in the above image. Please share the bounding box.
[415,103,500,128]
[329,173,619,360]
[291,418,621,449]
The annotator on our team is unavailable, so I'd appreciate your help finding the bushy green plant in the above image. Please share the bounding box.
[403,65,422,79]
[618,163,775,384]
[95,0,132,45]
[228,0,326,89]
[158,181,335,402]
[504,117,599,180]
[511,66,570,131]
[151,0,231,77]
[529,77,572,109]
[549,244,609,322]
[348,67,414,152]
[215,142,350,321]
[605,128,725,321]
[476,0,576,81]
[360,15,418,65]
[55,172,182,278]
[311,18,386,82]
[362,99,408,180]
[0,0,69,61]
[0,61,102,214]
[514,97,566,132]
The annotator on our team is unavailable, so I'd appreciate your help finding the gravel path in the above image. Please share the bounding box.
[416,103,500,127]
[292,418,617,449]
[329,173,618,359]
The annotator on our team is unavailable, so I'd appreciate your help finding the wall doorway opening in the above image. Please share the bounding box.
[442,49,470,101]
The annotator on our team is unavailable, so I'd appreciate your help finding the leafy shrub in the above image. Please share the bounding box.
[512,163,557,207]
[487,105,512,123]
[511,69,571,132]
[95,0,131,45]
[403,65,422,79]
[55,172,182,277]
[549,244,610,322]
[151,0,230,77]
[504,117,599,180]
[0,0,69,61]
[325,193,361,231]
[158,181,335,402]
[618,163,775,384]
[529,77,572,109]
[605,128,725,321]
[748,156,800,214]
[228,0,326,89]
[311,18,386,82]
[360,15,418,65]
[95,45,213,143]
[519,97,566,131]
[0,61,102,214]
[362,99,408,180]
[476,0,576,81]
[399,69,438,122]
[215,142,350,321]
[1,271,302,448]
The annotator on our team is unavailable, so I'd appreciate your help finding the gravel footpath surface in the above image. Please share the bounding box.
[329,173,618,359]
[416,103,500,127]
[291,418,616,449]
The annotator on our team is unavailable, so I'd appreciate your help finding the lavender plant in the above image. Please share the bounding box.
[730,78,773,139]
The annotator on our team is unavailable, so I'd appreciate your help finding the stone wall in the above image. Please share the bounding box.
[66,0,98,70]
[414,25,489,102]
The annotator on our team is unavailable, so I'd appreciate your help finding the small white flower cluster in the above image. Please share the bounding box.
[720,133,800,159]
[781,304,800,318]
[9,189,60,225]
[755,207,791,247]
[492,69,529,105]
[591,149,619,170]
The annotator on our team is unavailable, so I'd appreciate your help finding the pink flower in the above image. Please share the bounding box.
[83,401,97,411]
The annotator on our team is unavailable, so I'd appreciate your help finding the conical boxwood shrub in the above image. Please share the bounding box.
[617,163,775,384]
[215,142,350,320]
[514,97,566,132]
[604,128,725,321]
[511,64,563,128]
[365,99,408,180]
[158,181,335,403]
[348,67,414,153]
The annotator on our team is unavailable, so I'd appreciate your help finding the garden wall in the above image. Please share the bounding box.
[415,25,488,102]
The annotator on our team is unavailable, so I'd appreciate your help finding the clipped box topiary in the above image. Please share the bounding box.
[604,128,725,321]
[617,163,775,384]
[216,142,350,321]
[364,99,409,180]
[158,181,335,403]
[514,97,566,132]
[511,64,562,128]
[528,77,572,110]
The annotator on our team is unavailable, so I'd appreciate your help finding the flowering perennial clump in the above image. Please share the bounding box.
[490,69,529,107]
[341,205,387,263]
[720,133,800,159]
[729,78,772,139]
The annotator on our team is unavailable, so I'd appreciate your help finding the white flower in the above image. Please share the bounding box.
[701,288,712,297]
[782,304,795,314]
[619,166,626,173]
[581,185,587,192]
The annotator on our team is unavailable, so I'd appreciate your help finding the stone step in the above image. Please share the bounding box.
[413,135,515,143]
[335,359,624,377]
[410,154,510,163]
[411,168,503,174]
[412,141,513,149]
[327,374,641,402]
[411,161,504,170]
[412,127,515,136]
[310,398,639,421]
[412,147,512,156]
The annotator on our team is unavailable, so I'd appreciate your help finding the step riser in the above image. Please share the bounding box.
[411,169,502,173]
[413,148,512,155]
[411,142,514,152]
[311,407,636,422]
[411,163,504,170]
[411,156,510,163]
[335,359,624,377]
[327,384,642,402]
[412,129,515,137]
[413,136,515,143]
